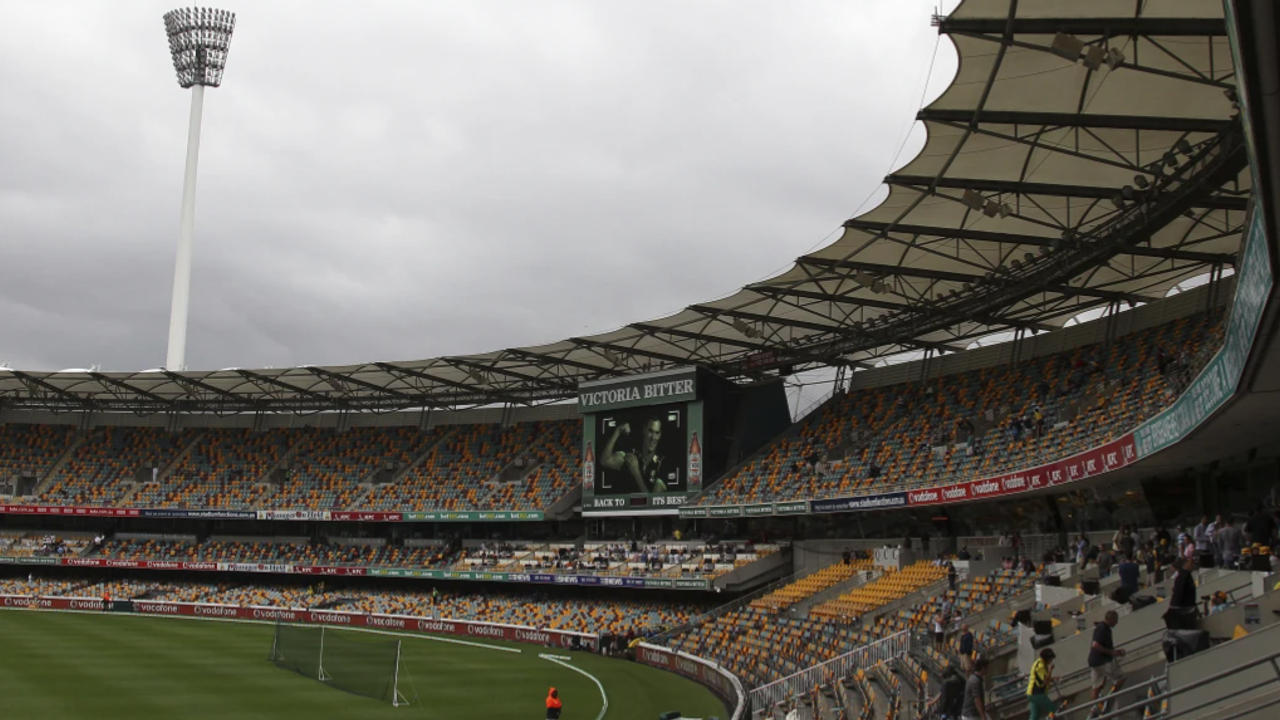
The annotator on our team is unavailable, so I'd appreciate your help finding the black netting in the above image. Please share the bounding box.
[268,624,403,704]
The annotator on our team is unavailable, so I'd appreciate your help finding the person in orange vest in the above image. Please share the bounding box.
[545,687,562,719]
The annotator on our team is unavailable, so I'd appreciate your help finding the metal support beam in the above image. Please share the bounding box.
[937,17,1226,37]
[917,108,1232,133]
[235,370,347,407]
[842,219,1238,265]
[372,362,526,407]
[304,366,419,404]
[885,173,1248,211]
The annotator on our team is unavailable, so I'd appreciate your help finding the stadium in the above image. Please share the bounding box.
[3,1,1280,719]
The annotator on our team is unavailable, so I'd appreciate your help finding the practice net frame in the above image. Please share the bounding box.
[268,623,410,707]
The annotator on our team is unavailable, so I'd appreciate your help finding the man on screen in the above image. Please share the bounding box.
[601,417,672,493]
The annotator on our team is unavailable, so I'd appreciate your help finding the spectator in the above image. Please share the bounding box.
[1166,556,1199,629]
[1193,515,1212,559]
[1026,648,1056,720]
[544,687,562,719]
[1208,514,1226,566]
[1088,610,1126,701]
[1245,505,1277,546]
[961,655,990,720]
[1115,554,1140,602]
[1214,518,1243,568]
[934,611,947,650]
[958,623,974,661]
[940,664,966,720]
[948,561,958,592]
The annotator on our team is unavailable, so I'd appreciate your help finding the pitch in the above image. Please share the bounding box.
[0,609,728,719]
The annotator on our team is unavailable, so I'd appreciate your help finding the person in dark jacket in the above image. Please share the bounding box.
[545,687,562,719]
[1166,556,1199,629]
[940,665,966,719]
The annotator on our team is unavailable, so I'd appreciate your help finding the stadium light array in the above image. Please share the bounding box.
[160,7,236,371]
[163,7,236,88]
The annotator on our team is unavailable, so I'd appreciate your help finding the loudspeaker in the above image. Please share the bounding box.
[1031,633,1055,649]
[1033,620,1054,635]
[1042,574,1061,586]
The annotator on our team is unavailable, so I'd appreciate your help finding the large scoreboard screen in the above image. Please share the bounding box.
[579,368,703,515]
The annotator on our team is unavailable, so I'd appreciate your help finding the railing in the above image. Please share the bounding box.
[749,630,910,713]
[635,642,748,720]
[1054,648,1280,720]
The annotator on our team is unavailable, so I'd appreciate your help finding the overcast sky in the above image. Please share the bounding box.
[0,1,960,373]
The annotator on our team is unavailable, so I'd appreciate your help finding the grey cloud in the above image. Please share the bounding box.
[0,0,958,372]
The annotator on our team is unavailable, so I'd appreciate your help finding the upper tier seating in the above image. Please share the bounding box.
[696,312,1221,506]
[360,420,576,511]
[271,426,439,509]
[131,429,293,509]
[8,420,578,514]
[38,427,193,506]
[0,423,75,493]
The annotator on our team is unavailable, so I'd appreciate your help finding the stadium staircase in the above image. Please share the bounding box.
[371,426,454,488]
[982,567,1266,720]
[789,567,880,616]
[27,432,89,499]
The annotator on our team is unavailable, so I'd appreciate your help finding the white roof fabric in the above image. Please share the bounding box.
[0,0,1250,412]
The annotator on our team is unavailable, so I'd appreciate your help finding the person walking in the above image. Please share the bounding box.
[961,655,990,720]
[1088,611,1126,702]
[1027,648,1056,720]
[545,687,562,719]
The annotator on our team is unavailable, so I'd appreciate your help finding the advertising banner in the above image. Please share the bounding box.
[635,643,745,716]
[0,595,596,650]
[0,505,543,523]
[143,509,257,519]
[330,511,404,522]
[253,510,331,521]
[1134,209,1272,457]
[401,510,544,521]
[810,493,907,514]
[0,504,139,518]
[906,434,1137,507]
[578,367,699,413]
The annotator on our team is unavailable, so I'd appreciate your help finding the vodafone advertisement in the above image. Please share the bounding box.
[906,434,1137,507]
[0,595,596,651]
[636,642,742,710]
[56,558,361,576]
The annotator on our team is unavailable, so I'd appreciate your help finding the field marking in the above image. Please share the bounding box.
[539,652,608,720]
[0,606,520,653]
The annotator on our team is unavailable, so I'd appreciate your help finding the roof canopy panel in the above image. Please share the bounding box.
[0,0,1248,413]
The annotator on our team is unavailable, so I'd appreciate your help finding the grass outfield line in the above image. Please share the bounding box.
[0,608,727,720]
[540,653,608,720]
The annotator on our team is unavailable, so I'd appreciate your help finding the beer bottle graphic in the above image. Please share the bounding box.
[688,432,702,489]
[583,442,596,490]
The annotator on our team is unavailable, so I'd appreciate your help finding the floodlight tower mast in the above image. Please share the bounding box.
[161,7,235,371]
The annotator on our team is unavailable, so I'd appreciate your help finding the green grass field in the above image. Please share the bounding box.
[0,609,728,720]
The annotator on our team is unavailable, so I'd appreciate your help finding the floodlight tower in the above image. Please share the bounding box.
[161,7,235,371]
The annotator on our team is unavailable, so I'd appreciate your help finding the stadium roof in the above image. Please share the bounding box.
[0,0,1251,414]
